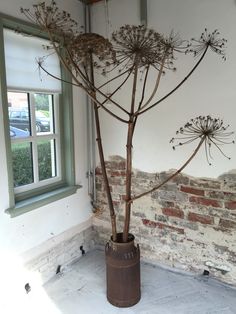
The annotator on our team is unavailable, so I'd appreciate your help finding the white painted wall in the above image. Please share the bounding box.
[0,0,92,259]
[91,0,236,178]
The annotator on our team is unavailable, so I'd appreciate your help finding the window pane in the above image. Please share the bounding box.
[38,140,56,181]
[12,142,33,187]
[34,93,53,134]
[8,92,31,137]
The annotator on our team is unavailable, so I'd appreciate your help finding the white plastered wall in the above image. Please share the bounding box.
[91,0,236,179]
[0,0,92,263]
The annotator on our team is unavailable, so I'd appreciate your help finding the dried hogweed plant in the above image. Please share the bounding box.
[21,1,233,243]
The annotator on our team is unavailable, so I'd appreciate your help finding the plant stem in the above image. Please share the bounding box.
[66,48,130,116]
[99,66,134,111]
[134,47,209,117]
[38,60,128,123]
[130,136,206,203]
[89,53,117,241]
[136,56,166,113]
[44,32,129,123]
[94,105,117,241]
[123,63,138,242]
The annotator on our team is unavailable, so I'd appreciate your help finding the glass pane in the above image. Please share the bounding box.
[8,92,31,137]
[38,140,56,181]
[12,142,33,187]
[34,93,53,134]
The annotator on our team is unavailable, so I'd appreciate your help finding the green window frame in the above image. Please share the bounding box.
[0,13,79,217]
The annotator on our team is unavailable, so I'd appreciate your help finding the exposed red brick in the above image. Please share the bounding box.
[225,201,236,210]
[219,218,236,229]
[142,219,155,227]
[120,194,127,202]
[162,207,184,219]
[180,185,205,196]
[189,196,221,208]
[95,167,102,175]
[223,191,236,201]
[142,219,184,234]
[188,212,214,225]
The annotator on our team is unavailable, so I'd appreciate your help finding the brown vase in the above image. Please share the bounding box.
[105,233,141,307]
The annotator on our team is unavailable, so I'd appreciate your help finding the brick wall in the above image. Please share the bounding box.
[94,155,236,285]
[23,224,95,285]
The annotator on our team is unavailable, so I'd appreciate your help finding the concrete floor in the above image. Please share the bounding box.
[2,249,236,314]
[43,249,236,314]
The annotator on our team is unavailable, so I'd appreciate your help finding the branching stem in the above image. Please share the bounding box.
[134,47,209,117]
[130,136,206,203]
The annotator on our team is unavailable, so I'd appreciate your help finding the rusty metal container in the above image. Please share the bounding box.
[105,233,141,307]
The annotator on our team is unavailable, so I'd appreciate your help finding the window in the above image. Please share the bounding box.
[8,91,60,192]
[0,15,78,217]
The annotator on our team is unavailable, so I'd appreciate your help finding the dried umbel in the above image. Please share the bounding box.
[188,29,227,60]
[66,33,116,69]
[112,25,188,71]
[161,31,189,71]
[20,1,80,39]
[170,116,235,164]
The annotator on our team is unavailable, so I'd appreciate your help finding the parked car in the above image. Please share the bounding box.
[8,108,50,132]
[10,126,29,138]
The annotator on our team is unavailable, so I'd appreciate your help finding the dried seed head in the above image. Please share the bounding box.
[188,29,227,60]
[66,33,116,68]
[112,25,188,71]
[171,116,234,165]
[21,1,80,39]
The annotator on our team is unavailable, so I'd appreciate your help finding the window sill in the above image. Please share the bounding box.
[5,185,82,218]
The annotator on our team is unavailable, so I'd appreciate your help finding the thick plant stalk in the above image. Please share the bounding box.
[123,63,139,242]
[123,122,134,242]
[130,136,206,203]
[89,54,117,241]
[94,104,117,241]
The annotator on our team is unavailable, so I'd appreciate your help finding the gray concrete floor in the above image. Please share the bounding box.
[41,249,236,314]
